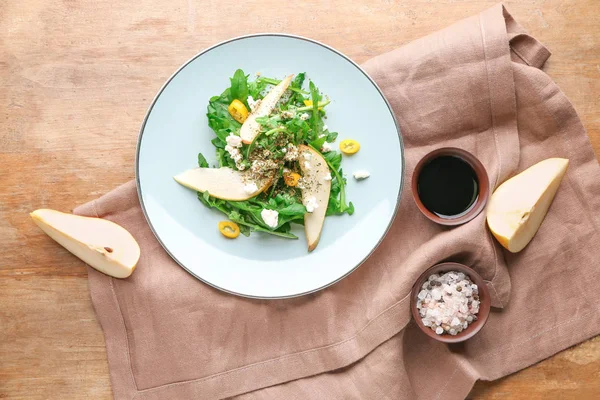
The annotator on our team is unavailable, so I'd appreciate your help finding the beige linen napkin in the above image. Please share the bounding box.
[75,4,600,399]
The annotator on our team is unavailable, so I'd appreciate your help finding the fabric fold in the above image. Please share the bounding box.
[74,4,600,399]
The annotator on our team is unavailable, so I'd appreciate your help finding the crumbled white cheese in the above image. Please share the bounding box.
[303,152,312,161]
[225,138,245,170]
[305,196,319,213]
[321,142,333,152]
[353,170,370,180]
[261,209,279,228]
[304,161,311,170]
[323,172,332,181]
[243,182,258,194]
[284,144,299,161]
[281,110,295,119]
[247,96,260,112]
[281,147,287,153]
[299,113,310,121]
[226,134,242,148]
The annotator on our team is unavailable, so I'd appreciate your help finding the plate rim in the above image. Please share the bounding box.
[135,33,405,299]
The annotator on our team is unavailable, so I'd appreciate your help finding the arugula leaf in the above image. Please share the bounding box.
[326,131,338,143]
[248,79,268,99]
[211,137,225,149]
[258,77,309,95]
[287,73,306,104]
[278,203,306,216]
[292,73,305,90]
[309,81,323,140]
[215,149,227,167]
[229,69,249,107]
[323,151,343,170]
[309,135,327,151]
[197,153,209,168]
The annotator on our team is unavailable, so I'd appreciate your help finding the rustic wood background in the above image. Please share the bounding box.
[1,0,598,398]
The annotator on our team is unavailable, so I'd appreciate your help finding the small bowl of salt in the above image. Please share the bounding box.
[410,262,491,343]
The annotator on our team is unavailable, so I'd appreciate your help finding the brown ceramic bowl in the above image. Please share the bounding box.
[410,262,491,343]
[411,147,489,226]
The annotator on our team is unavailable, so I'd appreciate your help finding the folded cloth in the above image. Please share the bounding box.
[74,4,600,399]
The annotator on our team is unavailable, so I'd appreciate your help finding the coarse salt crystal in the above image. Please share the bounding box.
[416,270,480,336]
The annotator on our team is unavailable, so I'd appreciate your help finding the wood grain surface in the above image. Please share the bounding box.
[1,0,598,399]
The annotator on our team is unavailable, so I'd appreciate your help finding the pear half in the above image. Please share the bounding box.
[298,145,332,252]
[174,167,272,201]
[486,158,569,253]
[31,209,140,278]
[240,75,293,144]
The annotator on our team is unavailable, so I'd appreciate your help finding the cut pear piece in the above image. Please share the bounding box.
[298,145,332,252]
[31,209,140,278]
[486,158,569,253]
[174,167,272,201]
[240,74,293,144]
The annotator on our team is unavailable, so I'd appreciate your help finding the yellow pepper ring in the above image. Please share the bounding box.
[303,100,323,110]
[340,139,360,155]
[218,221,240,239]
[227,99,249,124]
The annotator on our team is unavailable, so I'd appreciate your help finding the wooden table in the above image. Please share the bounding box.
[1,0,598,398]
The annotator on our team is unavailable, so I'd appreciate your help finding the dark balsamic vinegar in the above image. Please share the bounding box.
[417,156,479,218]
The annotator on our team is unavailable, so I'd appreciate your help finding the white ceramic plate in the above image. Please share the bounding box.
[136,34,404,298]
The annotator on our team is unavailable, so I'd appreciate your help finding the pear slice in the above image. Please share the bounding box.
[486,158,569,253]
[298,145,332,252]
[174,167,272,201]
[240,74,293,144]
[31,209,140,278]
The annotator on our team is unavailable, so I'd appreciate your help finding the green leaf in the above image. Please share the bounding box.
[258,76,308,95]
[309,135,327,151]
[248,79,268,99]
[292,73,306,90]
[230,69,249,107]
[238,224,251,237]
[309,81,323,139]
[278,203,306,216]
[326,131,338,143]
[197,153,209,168]
[324,151,343,170]
[347,201,355,215]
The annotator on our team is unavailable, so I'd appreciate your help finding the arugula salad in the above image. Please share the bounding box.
[174,70,360,251]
